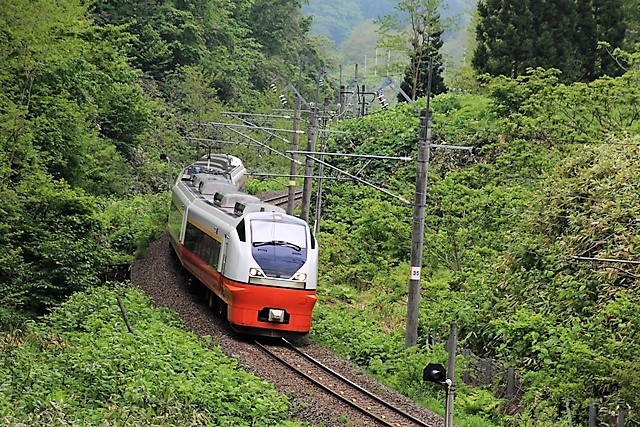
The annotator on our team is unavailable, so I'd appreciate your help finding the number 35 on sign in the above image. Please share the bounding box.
[410,266,421,280]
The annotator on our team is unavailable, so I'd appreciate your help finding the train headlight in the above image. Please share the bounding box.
[293,272,307,282]
[249,268,264,277]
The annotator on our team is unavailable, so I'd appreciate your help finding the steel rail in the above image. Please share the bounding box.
[254,339,434,427]
[261,190,303,207]
[254,340,398,427]
[281,338,433,427]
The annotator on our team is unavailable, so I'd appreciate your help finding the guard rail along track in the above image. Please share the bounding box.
[255,338,437,427]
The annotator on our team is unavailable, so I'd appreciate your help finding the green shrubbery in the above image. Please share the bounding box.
[312,65,640,425]
[0,286,297,426]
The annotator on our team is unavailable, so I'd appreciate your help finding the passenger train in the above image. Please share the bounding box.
[167,153,318,337]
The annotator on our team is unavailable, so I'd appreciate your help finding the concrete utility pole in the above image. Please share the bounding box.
[405,107,431,348]
[314,103,329,233]
[287,94,301,215]
[301,106,318,222]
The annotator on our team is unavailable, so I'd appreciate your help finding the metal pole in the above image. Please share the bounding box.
[287,94,301,215]
[405,107,430,348]
[588,402,597,427]
[353,64,359,117]
[617,409,626,427]
[445,322,457,427]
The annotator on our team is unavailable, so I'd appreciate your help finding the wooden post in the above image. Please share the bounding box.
[462,348,471,383]
[482,358,493,385]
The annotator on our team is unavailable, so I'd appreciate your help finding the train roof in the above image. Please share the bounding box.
[174,154,286,219]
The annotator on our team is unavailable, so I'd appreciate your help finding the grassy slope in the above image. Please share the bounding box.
[0,286,299,427]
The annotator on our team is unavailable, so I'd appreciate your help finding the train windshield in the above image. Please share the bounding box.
[250,220,307,249]
[250,219,307,279]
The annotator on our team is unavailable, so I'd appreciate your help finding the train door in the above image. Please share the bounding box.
[220,235,229,275]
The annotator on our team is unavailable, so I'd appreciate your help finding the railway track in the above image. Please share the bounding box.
[260,189,304,208]
[255,338,437,427]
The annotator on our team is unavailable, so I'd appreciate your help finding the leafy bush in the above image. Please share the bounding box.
[0,308,34,332]
[313,64,640,425]
[98,193,170,262]
[0,286,296,426]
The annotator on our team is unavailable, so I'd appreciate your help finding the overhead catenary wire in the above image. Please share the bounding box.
[306,154,410,204]
[289,150,413,161]
[221,126,303,166]
[201,121,306,134]
[571,256,640,265]
[182,136,262,148]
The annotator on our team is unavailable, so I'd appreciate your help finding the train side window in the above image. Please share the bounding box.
[168,202,182,238]
[236,219,246,242]
[310,230,316,249]
[185,222,221,269]
[185,222,198,250]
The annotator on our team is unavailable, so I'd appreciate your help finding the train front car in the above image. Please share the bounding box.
[224,206,318,337]
[168,153,318,338]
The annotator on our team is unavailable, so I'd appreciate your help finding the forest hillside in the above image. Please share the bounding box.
[1,0,639,425]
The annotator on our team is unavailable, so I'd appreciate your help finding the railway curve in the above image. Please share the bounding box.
[131,232,444,427]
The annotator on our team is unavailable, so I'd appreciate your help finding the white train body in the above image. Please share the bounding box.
[167,154,318,336]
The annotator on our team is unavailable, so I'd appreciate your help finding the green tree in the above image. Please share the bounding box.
[377,0,448,100]
[473,0,627,82]
[0,0,162,315]
[91,0,262,103]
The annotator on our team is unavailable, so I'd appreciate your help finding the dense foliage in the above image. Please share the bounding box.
[0,0,164,319]
[3,0,640,425]
[0,286,295,426]
[312,54,640,425]
[0,0,323,321]
[473,0,627,83]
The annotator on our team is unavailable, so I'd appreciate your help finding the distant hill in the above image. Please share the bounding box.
[304,0,476,46]
[304,0,477,77]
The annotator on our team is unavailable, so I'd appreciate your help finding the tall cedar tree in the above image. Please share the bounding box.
[473,0,627,82]
[377,0,448,102]
[398,24,447,101]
